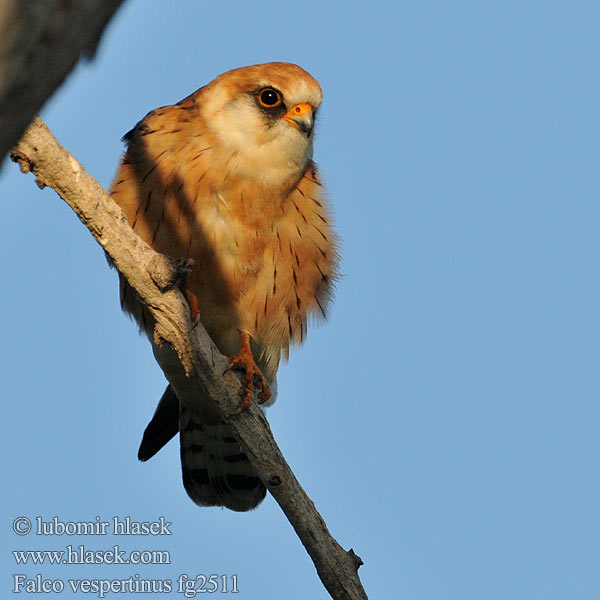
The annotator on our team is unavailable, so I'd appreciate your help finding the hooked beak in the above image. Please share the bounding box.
[282,103,313,138]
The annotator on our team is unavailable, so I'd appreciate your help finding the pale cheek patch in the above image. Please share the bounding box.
[213,98,262,151]
[214,109,313,184]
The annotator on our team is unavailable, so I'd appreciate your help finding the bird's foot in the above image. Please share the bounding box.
[183,288,201,327]
[225,332,271,408]
[171,258,201,326]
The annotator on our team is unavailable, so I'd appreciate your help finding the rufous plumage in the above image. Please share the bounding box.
[110,62,338,511]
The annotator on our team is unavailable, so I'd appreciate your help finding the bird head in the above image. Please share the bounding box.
[199,62,323,185]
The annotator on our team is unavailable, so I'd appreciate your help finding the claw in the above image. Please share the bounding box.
[183,288,201,327]
[226,332,271,408]
[173,259,201,326]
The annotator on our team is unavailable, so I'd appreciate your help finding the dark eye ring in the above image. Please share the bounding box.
[258,88,282,108]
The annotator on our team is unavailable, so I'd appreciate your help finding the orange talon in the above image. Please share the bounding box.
[183,288,201,327]
[173,258,201,326]
[225,332,271,408]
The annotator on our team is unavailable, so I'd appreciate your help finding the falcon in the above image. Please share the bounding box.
[109,62,339,511]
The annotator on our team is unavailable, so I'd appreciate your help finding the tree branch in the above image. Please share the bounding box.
[0,0,126,162]
[11,116,368,600]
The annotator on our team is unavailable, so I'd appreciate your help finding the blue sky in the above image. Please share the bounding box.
[1,1,599,598]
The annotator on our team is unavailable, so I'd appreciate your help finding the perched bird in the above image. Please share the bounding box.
[109,62,339,511]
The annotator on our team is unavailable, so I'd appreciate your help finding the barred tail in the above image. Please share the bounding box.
[179,403,266,512]
[138,385,266,512]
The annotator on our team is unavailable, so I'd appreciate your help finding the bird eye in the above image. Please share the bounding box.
[258,88,282,108]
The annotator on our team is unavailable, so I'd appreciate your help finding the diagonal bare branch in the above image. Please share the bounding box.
[11,116,368,600]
